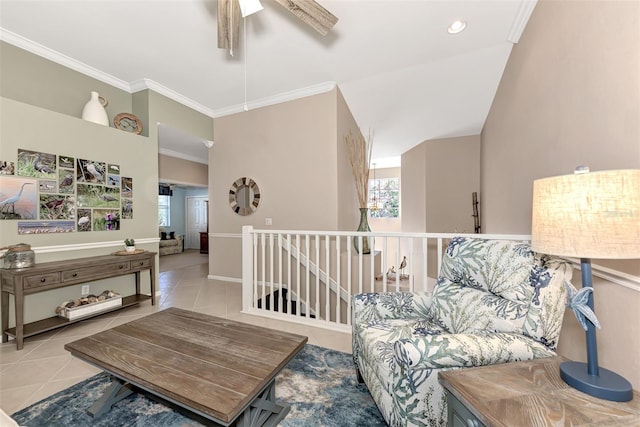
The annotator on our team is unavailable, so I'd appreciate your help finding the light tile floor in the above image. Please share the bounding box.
[0,251,351,416]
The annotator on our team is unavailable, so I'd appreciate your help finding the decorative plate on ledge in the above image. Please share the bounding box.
[113,113,143,134]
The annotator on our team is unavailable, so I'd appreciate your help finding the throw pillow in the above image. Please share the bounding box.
[160,232,167,240]
[169,231,175,240]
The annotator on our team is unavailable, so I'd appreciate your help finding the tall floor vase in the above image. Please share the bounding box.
[354,207,371,254]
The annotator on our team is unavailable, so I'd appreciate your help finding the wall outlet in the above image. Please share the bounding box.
[265,218,273,226]
[81,285,90,296]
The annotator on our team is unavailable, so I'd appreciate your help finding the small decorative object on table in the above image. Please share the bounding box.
[124,238,135,253]
[55,290,122,320]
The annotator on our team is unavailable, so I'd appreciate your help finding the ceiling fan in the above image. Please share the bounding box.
[217,0,338,55]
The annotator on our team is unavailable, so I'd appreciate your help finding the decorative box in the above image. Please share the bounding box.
[59,295,122,320]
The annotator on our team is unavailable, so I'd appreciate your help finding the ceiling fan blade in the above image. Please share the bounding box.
[272,0,338,36]
[218,0,240,52]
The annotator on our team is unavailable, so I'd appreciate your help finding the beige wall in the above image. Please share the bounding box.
[401,143,427,232]
[336,88,363,231]
[158,154,208,186]
[209,88,362,280]
[425,135,480,233]
[482,0,640,388]
[401,135,480,233]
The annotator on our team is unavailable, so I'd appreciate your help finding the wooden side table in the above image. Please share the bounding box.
[438,357,640,426]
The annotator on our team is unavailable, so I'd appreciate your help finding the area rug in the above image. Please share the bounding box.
[11,344,387,426]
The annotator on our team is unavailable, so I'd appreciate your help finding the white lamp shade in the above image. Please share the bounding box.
[531,169,640,259]
[239,0,263,17]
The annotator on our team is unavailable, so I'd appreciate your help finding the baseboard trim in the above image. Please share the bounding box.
[208,275,241,283]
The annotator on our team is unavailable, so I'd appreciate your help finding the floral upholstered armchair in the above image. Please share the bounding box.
[352,237,572,427]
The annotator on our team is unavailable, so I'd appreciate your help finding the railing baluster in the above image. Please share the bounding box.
[369,238,375,293]
[286,234,291,317]
[409,237,414,293]
[337,236,343,325]
[276,234,282,314]
[325,236,330,323]
[315,235,320,320]
[395,236,401,292]
[261,233,266,312]
[357,237,363,295]
[305,234,317,317]
[253,230,258,309]
[381,236,387,293]
[437,237,443,279]
[295,234,300,319]
[347,235,353,307]
[423,237,428,293]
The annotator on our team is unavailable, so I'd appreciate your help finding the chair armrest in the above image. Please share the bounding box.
[353,292,432,325]
[393,332,555,371]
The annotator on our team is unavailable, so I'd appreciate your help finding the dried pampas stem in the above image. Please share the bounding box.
[345,129,374,209]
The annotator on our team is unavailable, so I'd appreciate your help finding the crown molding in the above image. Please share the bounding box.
[1,29,337,122]
[211,81,337,118]
[129,78,217,118]
[507,0,537,44]
[0,28,131,91]
[159,148,208,165]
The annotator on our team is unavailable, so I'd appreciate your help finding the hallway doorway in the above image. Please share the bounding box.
[186,196,207,249]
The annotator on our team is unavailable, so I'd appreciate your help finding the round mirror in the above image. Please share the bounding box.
[229,177,261,216]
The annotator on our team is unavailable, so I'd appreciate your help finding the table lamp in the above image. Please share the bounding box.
[531,167,639,402]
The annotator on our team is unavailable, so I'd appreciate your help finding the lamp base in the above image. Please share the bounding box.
[560,361,633,402]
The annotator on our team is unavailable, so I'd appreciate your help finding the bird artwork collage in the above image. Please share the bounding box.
[0,149,134,234]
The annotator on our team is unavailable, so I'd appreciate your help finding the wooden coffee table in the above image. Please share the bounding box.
[64,308,308,426]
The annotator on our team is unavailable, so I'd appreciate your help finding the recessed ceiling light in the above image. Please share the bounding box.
[448,20,467,34]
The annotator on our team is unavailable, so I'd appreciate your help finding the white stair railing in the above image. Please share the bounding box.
[241,226,530,333]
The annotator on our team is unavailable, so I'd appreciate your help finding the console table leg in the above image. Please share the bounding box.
[150,258,156,305]
[15,284,24,350]
[88,376,134,418]
[1,291,8,343]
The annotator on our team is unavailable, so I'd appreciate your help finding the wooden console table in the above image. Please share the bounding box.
[439,356,640,426]
[1,251,156,350]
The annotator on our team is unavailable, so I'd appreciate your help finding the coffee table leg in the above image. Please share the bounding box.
[88,376,134,418]
[234,379,290,427]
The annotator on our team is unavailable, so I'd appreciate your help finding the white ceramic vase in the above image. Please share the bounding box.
[82,91,109,126]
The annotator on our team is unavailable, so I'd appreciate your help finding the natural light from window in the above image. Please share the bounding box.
[369,177,399,218]
[158,195,171,226]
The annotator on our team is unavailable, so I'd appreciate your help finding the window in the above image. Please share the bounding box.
[369,177,399,218]
[158,195,171,226]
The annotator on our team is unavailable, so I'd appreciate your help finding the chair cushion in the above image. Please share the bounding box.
[431,237,570,350]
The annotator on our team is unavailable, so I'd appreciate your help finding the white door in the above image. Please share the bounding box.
[186,196,208,249]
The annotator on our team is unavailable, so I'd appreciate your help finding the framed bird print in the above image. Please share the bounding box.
[17,149,56,179]
[8,149,131,231]
[76,158,105,184]
[0,176,37,220]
